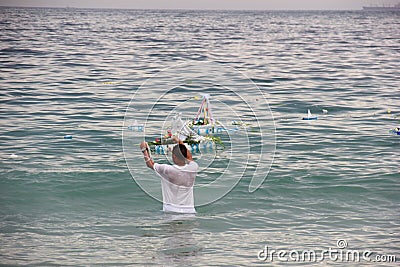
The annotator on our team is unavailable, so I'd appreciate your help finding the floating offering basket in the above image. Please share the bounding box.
[145,94,253,154]
[148,135,223,155]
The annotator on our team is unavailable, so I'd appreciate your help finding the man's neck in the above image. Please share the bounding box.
[175,160,186,166]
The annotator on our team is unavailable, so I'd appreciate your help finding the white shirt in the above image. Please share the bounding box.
[154,161,198,214]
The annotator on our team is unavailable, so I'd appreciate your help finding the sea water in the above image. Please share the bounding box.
[0,7,399,265]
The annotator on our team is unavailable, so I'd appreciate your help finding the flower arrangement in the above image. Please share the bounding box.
[147,134,224,148]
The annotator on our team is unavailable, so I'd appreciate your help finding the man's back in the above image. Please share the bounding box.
[154,161,198,213]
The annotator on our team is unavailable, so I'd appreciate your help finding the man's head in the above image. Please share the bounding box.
[172,144,188,165]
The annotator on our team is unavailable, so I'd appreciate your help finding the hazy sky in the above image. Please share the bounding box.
[0,0,399,10]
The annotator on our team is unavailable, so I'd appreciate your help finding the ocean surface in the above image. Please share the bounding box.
[1,7,399,266]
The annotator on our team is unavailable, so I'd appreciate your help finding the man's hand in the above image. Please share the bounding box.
[171,136,180,144]
[172,136,185,145]
[140,141,148,151]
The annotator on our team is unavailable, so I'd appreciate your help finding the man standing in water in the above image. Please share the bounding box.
[140,137,198,214]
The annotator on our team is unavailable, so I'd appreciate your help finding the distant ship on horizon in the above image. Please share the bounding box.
[363,2,400,11]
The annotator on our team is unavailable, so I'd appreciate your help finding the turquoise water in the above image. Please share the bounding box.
[1,7,399,265]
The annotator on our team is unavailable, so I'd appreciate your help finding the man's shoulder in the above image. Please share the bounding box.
[188,160,198,165]
[187,161,199,170]
[155,162,198,173]
[154,163,174,173]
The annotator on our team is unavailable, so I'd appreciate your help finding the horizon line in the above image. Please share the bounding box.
[0,5,363,11]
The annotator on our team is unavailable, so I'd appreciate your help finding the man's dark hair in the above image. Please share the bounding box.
[172,144,188,161]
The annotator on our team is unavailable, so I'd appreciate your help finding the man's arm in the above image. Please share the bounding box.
[140,141,154,169]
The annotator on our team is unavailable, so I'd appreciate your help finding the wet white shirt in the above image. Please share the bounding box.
[154,161,198,214]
